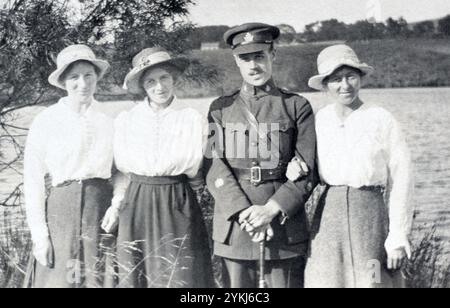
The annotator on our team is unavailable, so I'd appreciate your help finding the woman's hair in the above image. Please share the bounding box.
[59,60,101,84]
[322,65,364,86]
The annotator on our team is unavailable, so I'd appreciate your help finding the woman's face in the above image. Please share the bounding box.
[63,61,98,103]
[141,67,175,105]
[325,66,362,106]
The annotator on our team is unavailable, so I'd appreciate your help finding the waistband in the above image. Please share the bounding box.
[327,185,385,193]
[130,174,188,185]
[56,178,109,188]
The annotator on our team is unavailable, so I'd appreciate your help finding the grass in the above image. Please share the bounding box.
[1,185,450,288]
[176,38,450,98]
[0,205,31,288]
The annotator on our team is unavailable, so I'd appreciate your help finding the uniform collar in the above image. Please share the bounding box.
[240,79,279,98]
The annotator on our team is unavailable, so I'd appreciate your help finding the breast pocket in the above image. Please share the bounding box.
[225,124,249,159]
[268,120,296,158]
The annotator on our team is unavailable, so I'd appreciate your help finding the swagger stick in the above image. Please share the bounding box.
[259,236,267,288]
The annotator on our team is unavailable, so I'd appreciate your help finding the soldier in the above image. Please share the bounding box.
[205,23,319,288]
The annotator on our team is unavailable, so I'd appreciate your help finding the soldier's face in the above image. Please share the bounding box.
[234,49,275,86]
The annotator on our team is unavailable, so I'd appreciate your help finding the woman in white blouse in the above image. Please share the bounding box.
[101,47,214,288]
[287,45,414,288]
[24,45,114,288]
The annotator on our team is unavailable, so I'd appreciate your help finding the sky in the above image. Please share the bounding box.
[188,0,450,31]
[1,0,449,32]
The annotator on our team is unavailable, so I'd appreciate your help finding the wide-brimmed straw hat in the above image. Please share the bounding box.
[308,44,374,91]
[123,47,189,95]
[48,44,110,90]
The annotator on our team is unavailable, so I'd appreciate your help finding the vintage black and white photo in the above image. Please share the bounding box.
[0,0,449,290]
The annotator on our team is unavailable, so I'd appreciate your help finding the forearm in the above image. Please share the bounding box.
[111,171,130,210]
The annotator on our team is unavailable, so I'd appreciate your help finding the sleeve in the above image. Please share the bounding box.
[111,168,130,210]
[270,98,319,218]
[111,113,130,210]
[384,117,414,257]
[23,117,50,244]
[187,113,209,188]
[205,99,252,221]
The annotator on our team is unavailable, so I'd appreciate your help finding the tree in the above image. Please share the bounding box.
[412,21,436,37]
[0,0,201,287]
[438,15,450,36]
[316,19,348,41]
[277,24,296,45]
[386,17,410,38]
[347,20,386,41]
[302,21,320,42]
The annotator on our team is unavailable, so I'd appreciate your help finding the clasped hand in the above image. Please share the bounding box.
[238,202,280,243]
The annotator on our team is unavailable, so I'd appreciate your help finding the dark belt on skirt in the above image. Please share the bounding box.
[327,185,385,194]
[232,166,287,186]
[130,173,188,185]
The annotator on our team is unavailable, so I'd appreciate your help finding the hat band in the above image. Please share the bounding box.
[232,40,273,49]
[136,52,171,70]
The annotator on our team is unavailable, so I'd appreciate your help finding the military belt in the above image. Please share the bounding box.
[232,166,287,186]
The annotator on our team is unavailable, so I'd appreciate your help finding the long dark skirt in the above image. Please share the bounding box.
[304,186,405,288]
[116,174,214,288]
[31,179,114,288]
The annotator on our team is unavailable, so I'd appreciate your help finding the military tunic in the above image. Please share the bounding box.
[206,80,319,261]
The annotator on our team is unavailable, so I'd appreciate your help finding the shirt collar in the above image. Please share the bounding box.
[143,96,178,116]
[59,97,99,118]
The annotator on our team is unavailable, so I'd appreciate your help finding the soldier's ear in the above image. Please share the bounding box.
[271,47,277,61]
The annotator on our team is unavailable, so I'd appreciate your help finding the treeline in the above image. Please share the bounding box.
[187,15,450,48]
[301,15,450,42]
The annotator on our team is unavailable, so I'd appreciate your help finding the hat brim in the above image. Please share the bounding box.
[232,43,272,55]
[224,24,280,46]
[308,61,374,91]
[124,58,189,95]
[48,57,110,90]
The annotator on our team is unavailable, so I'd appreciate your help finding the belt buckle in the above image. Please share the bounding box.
[250,166,262,185]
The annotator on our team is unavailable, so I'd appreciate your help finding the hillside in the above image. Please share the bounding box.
[176,38,450,98]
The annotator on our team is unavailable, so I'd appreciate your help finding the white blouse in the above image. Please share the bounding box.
[112,98,208,208]
[24,98,114,243]
[315,103,414,255]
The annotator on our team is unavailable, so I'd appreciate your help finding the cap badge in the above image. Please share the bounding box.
[243,32,254,43]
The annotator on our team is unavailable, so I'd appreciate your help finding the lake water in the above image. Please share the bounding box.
[1,87,450,242]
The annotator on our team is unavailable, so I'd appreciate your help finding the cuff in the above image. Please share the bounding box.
[111,196,124,211]
[31,228,50,245]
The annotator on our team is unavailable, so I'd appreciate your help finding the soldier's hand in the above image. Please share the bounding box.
[239,200,281,230]
[286,157,309,182]
[250,225,275,243]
